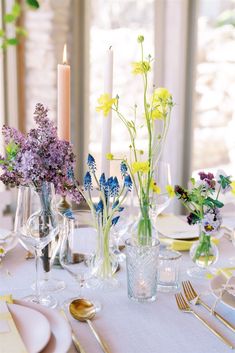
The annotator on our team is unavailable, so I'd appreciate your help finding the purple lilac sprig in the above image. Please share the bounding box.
[80,154,132,229]
[174,170,232,235]
[0,103,82,204]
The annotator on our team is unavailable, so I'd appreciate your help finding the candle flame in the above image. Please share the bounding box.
[63,44,67,64]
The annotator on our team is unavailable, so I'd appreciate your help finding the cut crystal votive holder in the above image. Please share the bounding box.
[125,238,160,302]
[157,249,182,292]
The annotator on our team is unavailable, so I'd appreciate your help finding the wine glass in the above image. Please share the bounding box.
[15,185,65,295]
[110,217,130,262]
[16,184,60,307]
[150,161,172,218]
[60,210,100,307]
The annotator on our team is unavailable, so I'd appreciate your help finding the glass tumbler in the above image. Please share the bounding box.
[125,238,160,302]
[157,249,182,292]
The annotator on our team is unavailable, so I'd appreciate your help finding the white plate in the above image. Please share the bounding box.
[156,214,198,239]
[210,274,235,310]
[8,303,51,353]
[15,300,72,353]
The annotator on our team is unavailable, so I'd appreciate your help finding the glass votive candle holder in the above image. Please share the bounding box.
[157,249,182,292]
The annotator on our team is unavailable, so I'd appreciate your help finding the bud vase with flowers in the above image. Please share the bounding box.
[175,171,234,278]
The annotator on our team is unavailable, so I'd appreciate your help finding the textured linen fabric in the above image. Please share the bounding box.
[1,231,235,353]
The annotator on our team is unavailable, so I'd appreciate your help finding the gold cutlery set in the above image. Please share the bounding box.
[61,298,111,353]
[175,280,235,349]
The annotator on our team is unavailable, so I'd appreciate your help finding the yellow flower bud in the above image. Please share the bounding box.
[106,153,114,160]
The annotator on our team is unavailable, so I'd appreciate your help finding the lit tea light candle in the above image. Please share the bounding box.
[158,267,176,283]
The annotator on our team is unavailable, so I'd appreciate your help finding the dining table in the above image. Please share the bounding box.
[1,214,235,353]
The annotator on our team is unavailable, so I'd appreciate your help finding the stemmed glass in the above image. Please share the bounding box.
[110,217,130,262]
[60,210,100,307]
[16,184,60,307]
[150,161,172,219]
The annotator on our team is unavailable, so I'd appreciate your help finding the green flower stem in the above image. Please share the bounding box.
[193,231,212,267]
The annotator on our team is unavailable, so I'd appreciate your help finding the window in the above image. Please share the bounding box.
[192,0,235,177]
[89,0,155,175]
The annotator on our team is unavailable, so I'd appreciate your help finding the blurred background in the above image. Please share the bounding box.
[0,0,235,219]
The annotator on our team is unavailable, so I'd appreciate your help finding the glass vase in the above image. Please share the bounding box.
[132,203,157,245]
[125,238,160,302]
[90,214,119,289]
[187,224,219,278]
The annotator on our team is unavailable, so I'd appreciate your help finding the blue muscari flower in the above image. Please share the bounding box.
[87,154,96,173]
[105,177,113,197]
[124,175,132,191]
[120,161,128,176]
[118,206,124,212]
[84,171,92,190]
[112,200,119,209]
[110,176,119,197]
[99,172,106,190]
[96,199,104,213]
[112,216,120,226]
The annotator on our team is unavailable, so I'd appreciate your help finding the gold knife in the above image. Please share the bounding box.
[60,309,87,353]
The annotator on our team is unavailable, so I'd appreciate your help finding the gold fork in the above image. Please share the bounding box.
[182,280,235,333]
[175,293,234,349]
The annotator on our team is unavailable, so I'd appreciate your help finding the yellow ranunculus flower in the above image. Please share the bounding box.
[132,161,150,174]
[150,179,161,194]
[96,94,117,117]
[106,153,114,160]
[231,181,235,195]
[153,87,172,103]
[131,61,151,75]
[166,185,175,198]
[151,106,164,120]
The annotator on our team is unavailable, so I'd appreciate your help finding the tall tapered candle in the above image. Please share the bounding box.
[57,44,70,141]
[101,47,113,177]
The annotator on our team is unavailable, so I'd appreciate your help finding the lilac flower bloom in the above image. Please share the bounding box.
[0,103,82,204]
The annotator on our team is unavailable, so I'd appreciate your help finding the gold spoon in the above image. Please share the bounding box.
[69,299,111,353]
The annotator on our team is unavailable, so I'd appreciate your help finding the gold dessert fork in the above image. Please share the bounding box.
[175,292,234,349]
[182,280,235,333]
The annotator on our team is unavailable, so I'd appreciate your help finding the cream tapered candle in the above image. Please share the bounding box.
[101,47,113,177]
[57,44,70,141]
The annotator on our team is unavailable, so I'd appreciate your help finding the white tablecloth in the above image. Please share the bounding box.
[1,235,235,353]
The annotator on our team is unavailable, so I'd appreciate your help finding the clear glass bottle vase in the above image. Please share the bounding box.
[187,223,219,278]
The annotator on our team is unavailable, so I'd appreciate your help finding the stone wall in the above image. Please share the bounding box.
[193,19,235,172]
[24,0,71,129]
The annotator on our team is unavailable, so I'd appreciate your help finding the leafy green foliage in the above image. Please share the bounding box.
[0,1,39,50]
[6,38,18,46]
[26,0,40,9]
[4,14,15,23]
